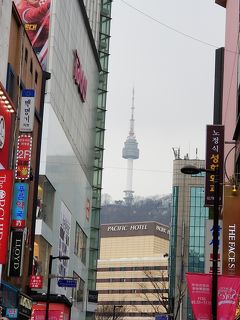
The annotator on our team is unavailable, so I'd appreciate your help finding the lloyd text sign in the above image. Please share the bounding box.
[57,279,77,288]
[8,230,24,277]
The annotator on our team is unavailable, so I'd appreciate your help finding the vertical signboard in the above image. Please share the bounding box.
[19,89,35,132]
[11,183,29,228]
[205,125,224,206]
[205,219,222,274]
[13,0,52,70]
[222,186,240,275]
[0,170,13,264]
[15,135,32,180]
[8,230,24,277]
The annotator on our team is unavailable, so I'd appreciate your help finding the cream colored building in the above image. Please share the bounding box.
[97,221,170,319]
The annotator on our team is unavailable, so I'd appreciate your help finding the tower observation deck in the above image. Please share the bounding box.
[122,88,139,205]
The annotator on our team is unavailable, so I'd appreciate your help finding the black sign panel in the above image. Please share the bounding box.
[88,290,98,303]
[8,230,24,277]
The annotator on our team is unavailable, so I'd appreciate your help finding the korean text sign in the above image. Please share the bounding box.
[205,125,224,206]
[15,135,32,180]
[11,183,29,228]
[19,89,35,132]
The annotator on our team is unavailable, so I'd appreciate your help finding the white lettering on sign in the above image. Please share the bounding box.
[19,295,32,310]
[0,174,6,241]
[107,225,127,232]
[130,224,147,231]
[228,224,236,271]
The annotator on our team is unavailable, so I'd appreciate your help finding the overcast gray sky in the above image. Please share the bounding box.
[102,0,226,201]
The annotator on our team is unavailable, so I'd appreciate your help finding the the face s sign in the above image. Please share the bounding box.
[0,115,5,149]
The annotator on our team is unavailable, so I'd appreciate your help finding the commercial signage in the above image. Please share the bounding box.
[15,135,32,180]
[11,183,29,228]
[19,89,35,132]
[14,1,52,70]
[101,222,170,240]
[88,290,98,303]
[222,186,240,275]
[0,85,13,169]
[204,219,222,274]
[0,170,13,264]
[155,316,169,320]
[8,230,24,277]
[29,275,43,289]
[73,50,87,102]
[205,125,224,206]
[18,294,32,318]
[5,308,18,319]
[186,273,240,319]
[57,279,77,288]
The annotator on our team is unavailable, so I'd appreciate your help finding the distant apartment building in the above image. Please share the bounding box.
[169,158,209,320]
[97,221,169,319]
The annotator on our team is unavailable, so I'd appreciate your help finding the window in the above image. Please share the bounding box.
[74,223,87,264]
[37,176,55,228]
[35,71,38,84]
[30,59,33,73]
[72,272,85,309]
[6,64,16,103]
[25,48,28,63]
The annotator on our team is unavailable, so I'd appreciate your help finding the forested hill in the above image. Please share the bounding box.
[100,194,172,226]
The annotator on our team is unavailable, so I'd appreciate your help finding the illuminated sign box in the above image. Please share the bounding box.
[11,183,29,228]
[15,135,32,180]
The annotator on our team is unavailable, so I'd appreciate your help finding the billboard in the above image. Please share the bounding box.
[14,0,51,70]
[0,170,14,264]
[205,125,224,206]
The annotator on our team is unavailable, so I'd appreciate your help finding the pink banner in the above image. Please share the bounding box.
[186,273,211,320]
[218,275,240,319]
[187,273,240,319]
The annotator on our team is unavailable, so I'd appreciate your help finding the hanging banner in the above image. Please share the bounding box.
[187,273,240,320]
[218,275,240,319]
[15,135,32,180]
[19,89,35,132]
[205,125,224,206]
[11,183,29,228]
[186,273,211,320]
[0,170,14,264]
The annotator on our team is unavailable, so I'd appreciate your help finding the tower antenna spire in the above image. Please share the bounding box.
[122,88,139,205]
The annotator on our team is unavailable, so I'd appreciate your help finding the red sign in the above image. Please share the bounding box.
[15,135,32,180]
[187,273,240,319]
[73,50,87,102]
[0,101,12,169]
[29,275,43,289]
[0,170,13,264]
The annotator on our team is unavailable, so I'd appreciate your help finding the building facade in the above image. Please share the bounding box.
[97,221,169,319]
[169,158,209,320]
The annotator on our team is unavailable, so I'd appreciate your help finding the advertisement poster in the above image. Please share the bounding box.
[56,202,71,294]
[13,0,51,70]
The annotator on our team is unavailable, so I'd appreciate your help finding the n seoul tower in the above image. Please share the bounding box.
[122,88,139,205]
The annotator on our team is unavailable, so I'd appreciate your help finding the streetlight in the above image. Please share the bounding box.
[112,305,123,320]
[181,165,219,320]
[45,255,70,320]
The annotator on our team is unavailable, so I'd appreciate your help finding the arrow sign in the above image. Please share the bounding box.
[57,279,77,288]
